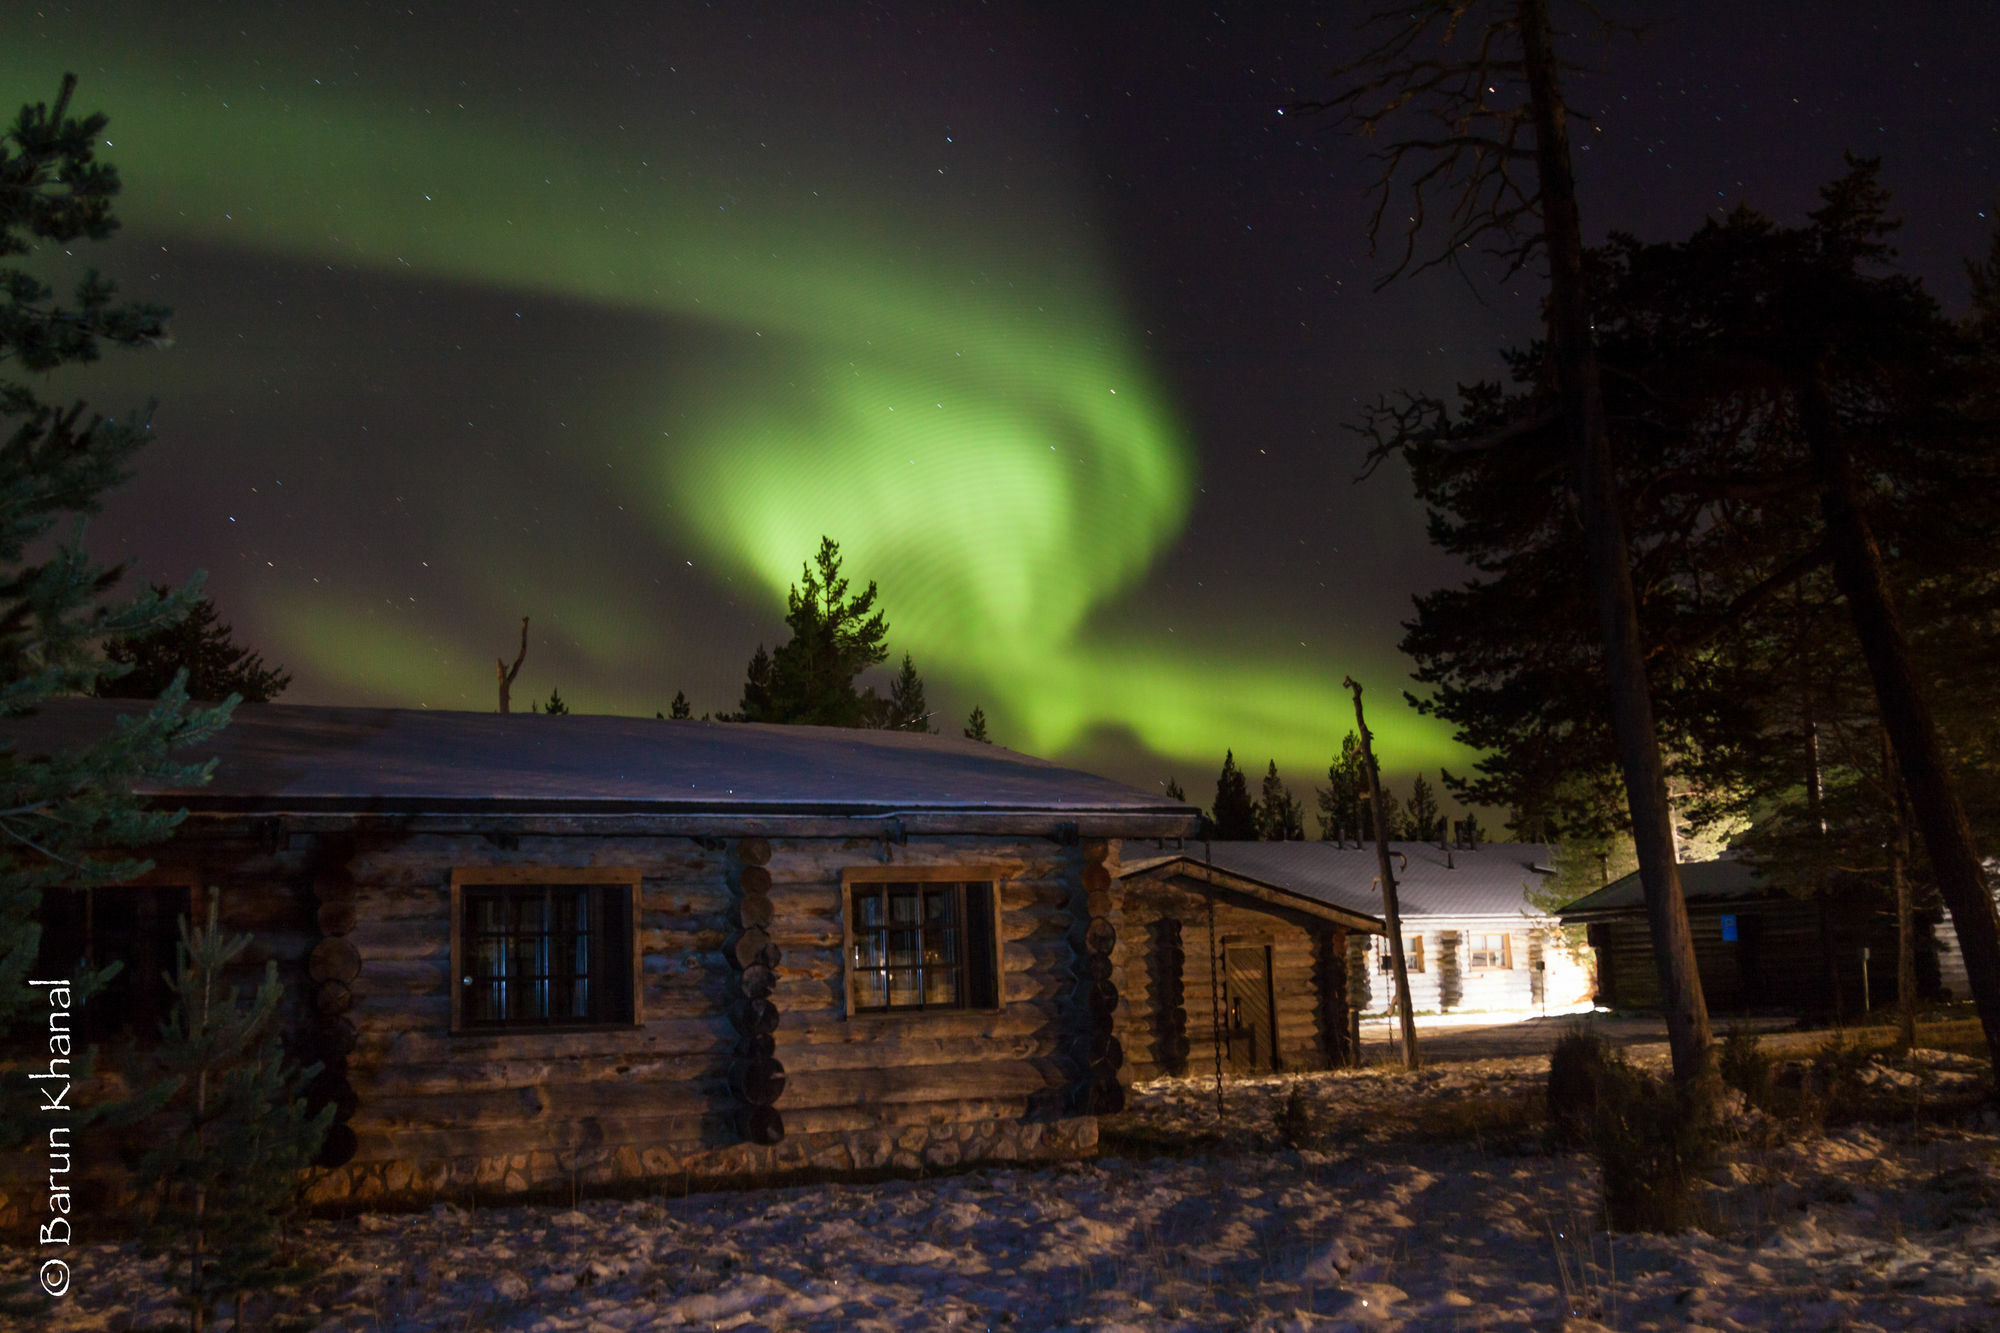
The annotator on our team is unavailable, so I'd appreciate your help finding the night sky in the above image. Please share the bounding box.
[6,2,1996,809]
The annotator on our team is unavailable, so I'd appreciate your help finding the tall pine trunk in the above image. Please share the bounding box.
[1801,368,2000,1074]
[1519,0,1712,1085]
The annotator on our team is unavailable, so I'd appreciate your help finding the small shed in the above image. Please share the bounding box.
[1113,846,1383,1081]
[1557,855,1955,1016]
[1,701,1197,1221]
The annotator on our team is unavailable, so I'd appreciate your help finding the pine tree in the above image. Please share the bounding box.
[668,690,693,720]
[0,77,230,1151]
[97,586,290,703]
[1315,732,1368,840]
[1163,777,1186,802]
[1257,760,1305,840]
[135,891,331,1331]
[963,705,990,743]
[741,537,890,726]
[885,653,932,731]
[1210,751,1258,840]
[1405,773,1445,843]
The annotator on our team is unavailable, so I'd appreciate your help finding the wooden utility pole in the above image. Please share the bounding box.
[1345,676,1418,1068]
[497,617,529,713]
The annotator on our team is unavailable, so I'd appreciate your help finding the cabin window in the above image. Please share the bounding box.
[451,870,639,1030]
[35,879,197,1044]
[1376,935,1424,973]
[1469,933,1514,969]
[845,877,1000,1013]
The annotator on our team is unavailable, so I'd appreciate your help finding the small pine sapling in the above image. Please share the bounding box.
[136,891,332,1331]
[540,686,570,715]
[964,705,990,743]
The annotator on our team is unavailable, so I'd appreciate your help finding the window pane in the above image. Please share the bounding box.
[460,882,629,1027]
[924,964,960,1006]
[887,967,921,1007]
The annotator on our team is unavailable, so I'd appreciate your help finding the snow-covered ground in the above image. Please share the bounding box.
[12,1048,1999,1331]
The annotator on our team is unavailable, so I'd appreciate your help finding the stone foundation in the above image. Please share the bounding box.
[302,1115,1099,1210]
[0,1116,1099,1230]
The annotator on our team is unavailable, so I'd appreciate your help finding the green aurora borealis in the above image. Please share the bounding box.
[4,14,1472,791]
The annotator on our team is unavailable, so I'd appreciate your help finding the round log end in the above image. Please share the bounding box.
[1080,863,1112,893]
[1080,839,1112,865]
[742,1104,785,1145]
[738,864,774,896]
[314,979,354,1016]
[737,837,773,867]
[315,1122,359,1168]
[308,937,362,985]
[1083,915,1118,955]
[316,899,358,938]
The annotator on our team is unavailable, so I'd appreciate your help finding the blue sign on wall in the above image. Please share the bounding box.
[1719,914,1739,942]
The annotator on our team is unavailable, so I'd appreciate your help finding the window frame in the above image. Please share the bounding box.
[449,867,643,1034]
[1377,933,1424,974]
[1468,931,1514,970]
[37,869,201,1045]
[840,866,1005,1019]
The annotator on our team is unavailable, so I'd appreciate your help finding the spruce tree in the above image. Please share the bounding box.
[97,587,290,703]
[0,77,229,1150]
[539,686,570,715]
[136,891,331,1331]
[1163,777,1186,802]
[739,645,775,721]
[1210,751,1258,840]
[668,690,692,720]
[740,537,890,726]
[1315,732,1367,840]
[1405,773,1445,843]
[963,705,990,743]
[885,653,932,731]
[1257,760,1305,840]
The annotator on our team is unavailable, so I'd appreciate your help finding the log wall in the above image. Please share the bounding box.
[0,825,1106,1223]
[1112,873,1348,1083]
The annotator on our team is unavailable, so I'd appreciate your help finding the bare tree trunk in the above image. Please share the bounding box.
[1519,0,1712,1085]
[1886,729,1917,1054]
[1801,369,2000,1073]
[497,617,529,714]
[1804,696,1844,1023]
[1345,676,1419,1068]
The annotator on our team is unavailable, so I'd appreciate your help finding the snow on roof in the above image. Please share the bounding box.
[1556,855,1769,919]
[1123,840,1557,921]
[2,700,1201,825]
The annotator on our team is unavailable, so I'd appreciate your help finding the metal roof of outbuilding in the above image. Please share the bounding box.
[1120,839,1557,922]
[1555,856,1769,920]
[1,700,1201,833]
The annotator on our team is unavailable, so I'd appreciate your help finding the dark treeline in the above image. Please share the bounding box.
[1174,737,1482,844]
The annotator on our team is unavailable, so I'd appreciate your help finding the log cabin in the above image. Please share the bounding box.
[1558,854,1962,1017]
[1113,845,1382,1081]
[1116,840,1587,1078]
[0,701,1198,1220]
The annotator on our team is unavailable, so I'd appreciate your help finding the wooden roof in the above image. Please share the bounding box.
[3,700,1201,836]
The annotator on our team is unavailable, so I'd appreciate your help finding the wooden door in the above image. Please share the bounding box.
[1224,943,1277,1074]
